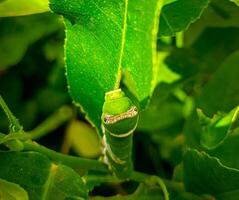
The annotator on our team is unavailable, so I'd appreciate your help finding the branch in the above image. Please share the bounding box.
[23,141,108,172]
[0,95,22,132]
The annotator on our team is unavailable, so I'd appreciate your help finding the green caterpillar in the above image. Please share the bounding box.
[102,89,139,179]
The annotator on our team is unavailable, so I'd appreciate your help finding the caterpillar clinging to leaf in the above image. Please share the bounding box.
[102,89,139,179]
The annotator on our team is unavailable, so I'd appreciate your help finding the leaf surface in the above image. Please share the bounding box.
[0,178,29,200]
[65,120,101,158]
[137,84,184,131]
[197,106,239,150]
[208,129,239,170]
[184,149,239,200]
[49,0,163,132]
[198,50,239,116]
[159,0,209,37]
[0,151,88,200]
[0,0,49,17]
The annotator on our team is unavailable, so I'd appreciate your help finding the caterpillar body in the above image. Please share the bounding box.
[102,89,138,179]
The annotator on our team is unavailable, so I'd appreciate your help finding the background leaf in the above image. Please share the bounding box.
[185,0,239,46]
[159,0,209,37]
[184,149,239,200]
[0,0,50,17]
[198,50,239,116]
[0,178,29,200]
[63,120,101,158]
[208,129,239,170]
[0,151,88,200]
[137,84,185,132]
[198,107,239,150]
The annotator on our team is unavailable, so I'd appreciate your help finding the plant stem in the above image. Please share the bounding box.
[176,31,184,48]
[87,171,184,198]
[0,95,22,132]
[23,141,108,172]
[2,132,184,198]
[27,106,74,140]
[1,131,108,172]
[85,174,120,185]
[131,171,184,196]
[131,171,169,200]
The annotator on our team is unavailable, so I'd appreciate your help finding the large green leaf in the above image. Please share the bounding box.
[0,0,50,17]
[198,50,239,116]
[0,151,88,200]
[0,178,29,200]
[184,149,239,200]
[159,0,209,37]
[49,0,163,132]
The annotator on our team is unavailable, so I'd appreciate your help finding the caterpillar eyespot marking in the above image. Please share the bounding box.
[104,106,138,124]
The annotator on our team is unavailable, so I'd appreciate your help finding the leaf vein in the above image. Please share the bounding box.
[114,0,128,89]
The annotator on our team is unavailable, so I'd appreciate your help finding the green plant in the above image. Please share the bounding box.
[0,0,239,199]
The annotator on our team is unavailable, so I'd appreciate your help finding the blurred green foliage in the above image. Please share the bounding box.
[0,13,69,132]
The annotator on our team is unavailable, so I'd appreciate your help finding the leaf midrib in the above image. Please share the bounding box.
[114,0,128,89]
[41,164,57,200]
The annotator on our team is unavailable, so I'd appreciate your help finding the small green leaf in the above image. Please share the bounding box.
[49,0,164,132]
[0,178,29,200]
[197,106,239,150]
[0,0,50,17]
[0,151,88,200]
[159,0,209,37]
[184,149,239,199]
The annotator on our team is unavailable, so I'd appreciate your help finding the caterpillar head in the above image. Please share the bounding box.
[102,89,138,137]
